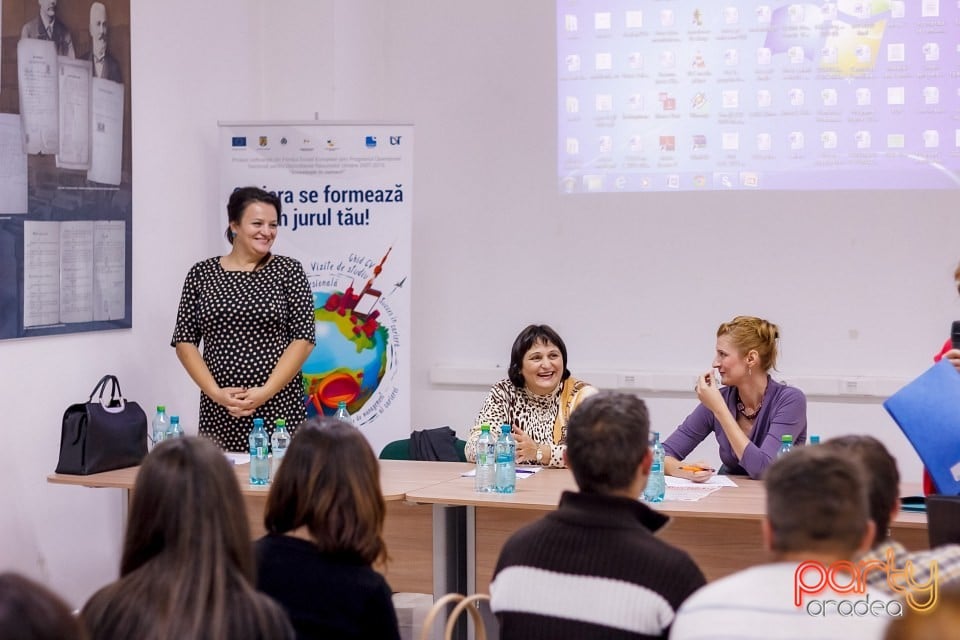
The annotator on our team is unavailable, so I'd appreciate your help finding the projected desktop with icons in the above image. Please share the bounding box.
[557,1,960,192]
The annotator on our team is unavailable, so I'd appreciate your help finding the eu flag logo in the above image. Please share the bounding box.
[231,136,247,147]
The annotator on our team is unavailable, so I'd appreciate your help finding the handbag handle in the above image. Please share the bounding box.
[443,593,489,640]
[419,593,465,640]
[88,374,124,402]
[88,374,127,412]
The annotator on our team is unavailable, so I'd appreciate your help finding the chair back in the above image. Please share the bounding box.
[927,494,960,547]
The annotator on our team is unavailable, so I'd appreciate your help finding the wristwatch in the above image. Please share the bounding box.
[536,445,544,464]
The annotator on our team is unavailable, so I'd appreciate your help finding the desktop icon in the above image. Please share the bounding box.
[625,10,643,28]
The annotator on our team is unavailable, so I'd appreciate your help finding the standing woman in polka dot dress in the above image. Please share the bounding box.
[171,187,316,451]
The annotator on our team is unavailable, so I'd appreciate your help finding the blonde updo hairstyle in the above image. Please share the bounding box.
[716,316,780,372]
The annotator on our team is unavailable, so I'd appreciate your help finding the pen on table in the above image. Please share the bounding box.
[678,465,715,472]
[516,468,538,474]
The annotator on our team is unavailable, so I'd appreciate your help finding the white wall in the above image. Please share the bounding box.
[3,0,958,608]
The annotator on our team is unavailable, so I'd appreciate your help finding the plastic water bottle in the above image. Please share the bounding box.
[151,405,168,448]
[166,415,183,439]
[778,434,794,458]
[643,431,666,503]
[249,418,269,485]
[495,424,516,494]
[270,418,290,479]
[334,401,354,425]
[808,435,820,445]
[474,424,495,492]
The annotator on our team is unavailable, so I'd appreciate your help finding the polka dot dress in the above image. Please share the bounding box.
[171,255,316,452]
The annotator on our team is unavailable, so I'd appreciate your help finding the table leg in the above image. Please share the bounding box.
[432,504,470,640]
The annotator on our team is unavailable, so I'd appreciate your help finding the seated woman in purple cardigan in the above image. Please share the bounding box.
[662,316,807,481]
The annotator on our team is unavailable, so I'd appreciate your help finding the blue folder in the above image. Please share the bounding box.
[884,359,960,496]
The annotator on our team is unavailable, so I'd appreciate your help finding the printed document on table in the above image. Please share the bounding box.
[461,466,543,479]
[661,474,737,502]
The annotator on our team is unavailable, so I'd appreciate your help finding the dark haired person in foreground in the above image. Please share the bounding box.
[490,391,705,639]
[670,447,891,639]
[823,435,960,601]
[81,438,293,639]
[256,417,400,640]
[0,572,87,640]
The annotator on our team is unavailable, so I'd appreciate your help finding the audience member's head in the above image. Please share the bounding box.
[264,417,387,565]
[564,391,651,496]
[0,572,87,640]
[81,437,292,639]
[885,586,960,640]
[821,435,900,547]
[119,435,253,577]
[764,446,873,558]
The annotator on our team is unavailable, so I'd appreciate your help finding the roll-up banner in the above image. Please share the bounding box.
[219,122,412,454]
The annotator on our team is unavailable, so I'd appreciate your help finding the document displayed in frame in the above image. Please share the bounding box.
[0,114,28,214]
[87,78,123,185]
[23,220,127,327]
[92,220,125,321]
[23,221,61,327]
[56,57,92,170]
[16,38,59,156]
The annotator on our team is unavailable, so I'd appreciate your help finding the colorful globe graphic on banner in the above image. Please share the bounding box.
[302,291,389,418]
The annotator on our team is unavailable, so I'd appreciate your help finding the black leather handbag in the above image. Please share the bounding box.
[55,374,148,475]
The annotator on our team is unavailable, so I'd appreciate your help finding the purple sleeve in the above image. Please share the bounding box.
[738,386,808,478]
[662,402,718,460]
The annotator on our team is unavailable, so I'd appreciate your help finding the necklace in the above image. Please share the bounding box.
[736,399,762,420]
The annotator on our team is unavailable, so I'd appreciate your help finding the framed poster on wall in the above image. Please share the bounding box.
[0,0,133,339]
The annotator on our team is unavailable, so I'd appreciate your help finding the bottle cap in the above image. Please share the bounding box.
[170,415,179,424]
[156,405,165,412]
[338,401,347,409]
[501,424,511,433]
[275,418,286,427]
[809,435,820,444]
[781,434,792,442]
[253,417,264,427]
[480,423,490,432]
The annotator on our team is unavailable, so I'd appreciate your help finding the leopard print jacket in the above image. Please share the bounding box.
[465,377,596,468]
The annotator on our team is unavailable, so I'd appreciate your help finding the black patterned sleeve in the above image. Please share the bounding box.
[286,258,316,344]
[170,263,202,347]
